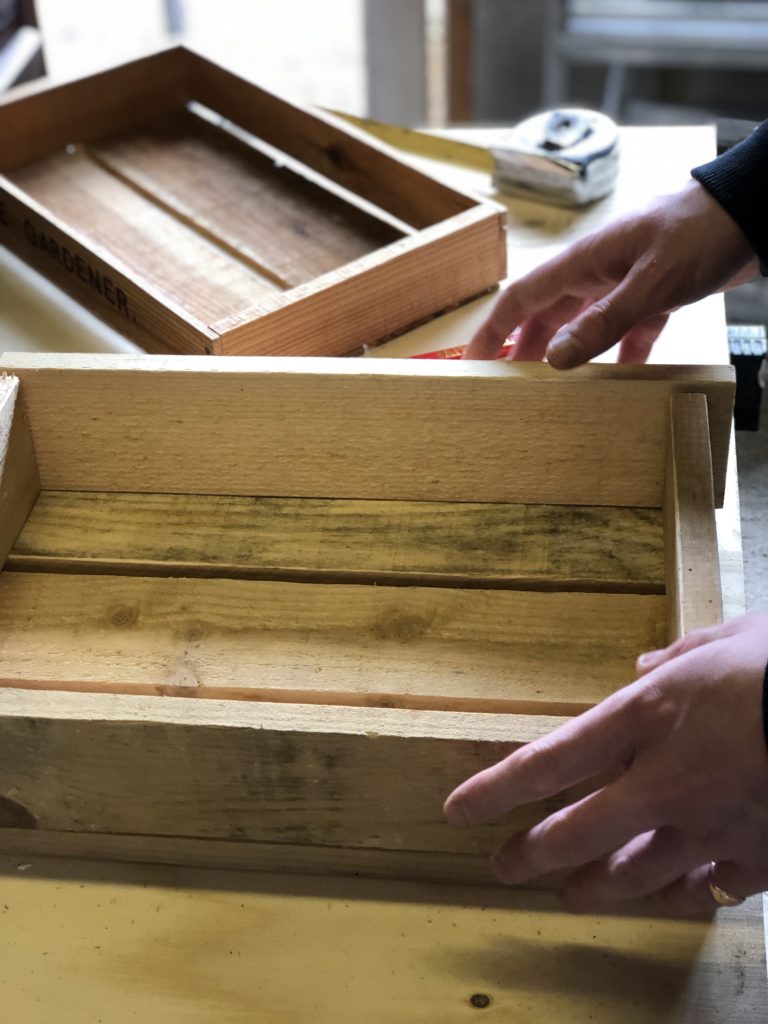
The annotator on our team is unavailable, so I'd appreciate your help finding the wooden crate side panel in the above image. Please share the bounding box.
[0,573,666,713]
[665,393,723,641]
[0,358,734,507]
[9,491,666,592]
[0,48,190,170]
[0,377,39,569]
[212,206,506,354]
[187,49,477,229]
[0,181,217,354]
[0,689,581,859]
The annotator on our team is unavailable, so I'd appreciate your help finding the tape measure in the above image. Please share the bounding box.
[328,108,620,208]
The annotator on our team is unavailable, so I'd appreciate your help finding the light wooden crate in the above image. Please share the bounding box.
[0,47,505,356]
[0,354,734,886]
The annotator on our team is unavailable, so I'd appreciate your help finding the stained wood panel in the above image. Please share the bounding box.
[9,490,665,592]
[88,108,404,289]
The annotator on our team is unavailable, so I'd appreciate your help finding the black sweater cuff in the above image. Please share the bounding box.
[691,120,768,274]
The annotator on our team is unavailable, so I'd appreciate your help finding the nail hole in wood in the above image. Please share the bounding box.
[469,993,491,1009]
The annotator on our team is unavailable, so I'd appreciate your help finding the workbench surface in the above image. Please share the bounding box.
[0,124,763,1023]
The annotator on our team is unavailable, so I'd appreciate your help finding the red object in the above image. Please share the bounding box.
[411,337,515,360]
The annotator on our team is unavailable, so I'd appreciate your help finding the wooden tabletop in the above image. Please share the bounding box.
[0,125,763,1023]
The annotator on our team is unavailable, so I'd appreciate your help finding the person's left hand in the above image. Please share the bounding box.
[444,614,768,916]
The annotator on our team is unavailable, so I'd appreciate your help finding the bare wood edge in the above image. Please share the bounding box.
[0,687,570,744]
[0,47,191,169]
[0,377,40,568]
[0,676,596,718]
[209,204,506,344]
[0,178,219,353]
[0,829,513,889]
[665,393,723,642]
[182,46,490,226]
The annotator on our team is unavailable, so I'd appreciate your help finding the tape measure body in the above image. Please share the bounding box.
[327,108,619,207]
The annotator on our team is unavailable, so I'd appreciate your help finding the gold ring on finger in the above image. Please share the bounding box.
[708,862,745,908]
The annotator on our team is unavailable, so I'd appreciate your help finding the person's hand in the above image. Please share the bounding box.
[444,613,768,916]
[464,179,758,368]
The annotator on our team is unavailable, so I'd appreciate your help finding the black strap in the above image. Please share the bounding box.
[763,659,768,750]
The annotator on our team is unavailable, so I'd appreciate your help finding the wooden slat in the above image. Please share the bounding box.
[0,687,583,858]
[186,47,476,228]
[0,356,735,507]
[87,109,404,290]
[0,829,506,889]
[9,490,665,592]
[0,572,666,714]
[7,149,279,325]
[0,376,39,569]
[665,393,723,640]
[0,48,190,170]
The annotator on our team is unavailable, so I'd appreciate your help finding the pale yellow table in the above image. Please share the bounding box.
[0,126,763,1023]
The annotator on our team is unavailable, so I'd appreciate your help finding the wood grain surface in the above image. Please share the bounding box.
[666,394,723,640]
[0,571,665,712]
[88,108,404,288]
[0,375,39,568]
[0,856,764,1024]
[9,490,665,591]
[0,356,735,507]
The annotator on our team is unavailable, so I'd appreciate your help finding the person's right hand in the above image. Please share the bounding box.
[443,613,768,917]
[465,179,758,368]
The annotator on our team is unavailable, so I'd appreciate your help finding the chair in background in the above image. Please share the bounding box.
[543,0,768,118]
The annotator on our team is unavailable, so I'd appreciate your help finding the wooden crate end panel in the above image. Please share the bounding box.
[0,48,191,170]
[0,378,40,569]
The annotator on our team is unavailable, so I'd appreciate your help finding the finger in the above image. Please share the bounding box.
[648,860,767,918]
[444,684,643,827]
[465,249,602,359]
[491,775,660,886]
[546,276,659,369]
[617,313,668,364]
[635,621,740,676]
[508,297,584,362]
[560,827,705,911]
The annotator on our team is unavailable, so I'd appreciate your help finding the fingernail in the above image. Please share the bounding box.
[637,649,662,668]
[546,331,575,369]
[443,797,473,828]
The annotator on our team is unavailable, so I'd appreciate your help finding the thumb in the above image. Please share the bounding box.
[546,278,655,369]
